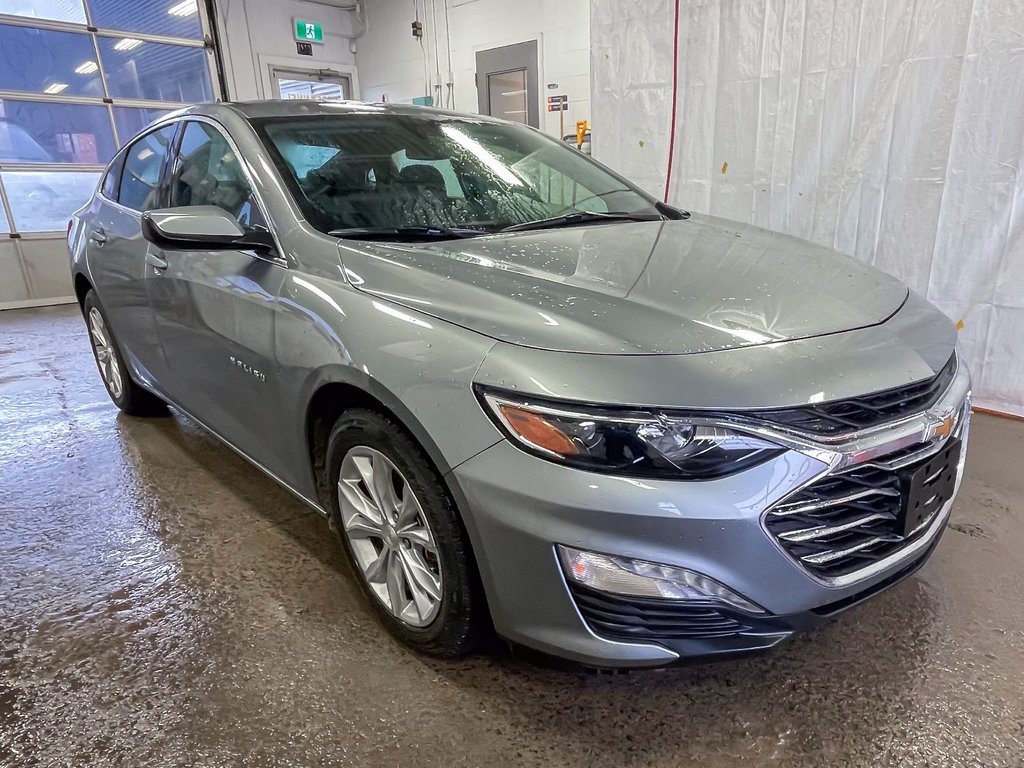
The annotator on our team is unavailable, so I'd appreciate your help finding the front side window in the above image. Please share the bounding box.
[253,112,658,236]
[118,124,175,212]
[169,121,265,228]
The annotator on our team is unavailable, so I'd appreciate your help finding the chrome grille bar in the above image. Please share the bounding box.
[777,512,893,543]
[770,487,898,517]
[800,535,899,565]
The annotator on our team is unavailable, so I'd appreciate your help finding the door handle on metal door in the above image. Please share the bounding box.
[145,251,168,271]
[89,228,107,246]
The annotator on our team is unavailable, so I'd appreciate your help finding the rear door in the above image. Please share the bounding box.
[146,118,287,468]
[87,124,177,383]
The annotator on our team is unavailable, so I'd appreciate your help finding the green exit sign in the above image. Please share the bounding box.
[294,20,324,43]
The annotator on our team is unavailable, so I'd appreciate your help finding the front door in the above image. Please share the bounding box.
[272,66,351,101]
[146,119,286,470]
[475,41,539,128]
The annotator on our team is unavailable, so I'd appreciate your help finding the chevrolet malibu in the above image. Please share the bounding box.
[68,101,970,668]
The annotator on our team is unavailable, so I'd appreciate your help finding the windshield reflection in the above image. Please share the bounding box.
[252,112,661,239]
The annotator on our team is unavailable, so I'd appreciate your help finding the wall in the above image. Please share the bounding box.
[356,0,591,139]
[214,0,361,101]
[592,0,1024,417]
[590,0,675,196]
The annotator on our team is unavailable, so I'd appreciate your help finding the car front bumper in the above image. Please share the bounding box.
[450,364,971,668]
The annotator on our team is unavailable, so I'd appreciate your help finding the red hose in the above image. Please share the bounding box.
[663,0,681,202]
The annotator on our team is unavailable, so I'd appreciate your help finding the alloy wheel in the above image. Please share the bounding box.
[338,446,443,627]
[87,307,124,399]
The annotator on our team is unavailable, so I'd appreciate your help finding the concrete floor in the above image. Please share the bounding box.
[1,304,1023,767]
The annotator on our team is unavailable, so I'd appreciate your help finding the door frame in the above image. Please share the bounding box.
[475,40,540,128]
[257,54,360,101]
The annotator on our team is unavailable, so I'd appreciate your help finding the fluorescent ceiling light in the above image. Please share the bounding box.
[43,82,68,94]
[74,60,98,74]
[114,38,144,51]
[167,0,197,16]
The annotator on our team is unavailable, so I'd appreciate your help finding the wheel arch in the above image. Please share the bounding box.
[301,368,493,623]
[302,367,460,511]
[73,272,93,310]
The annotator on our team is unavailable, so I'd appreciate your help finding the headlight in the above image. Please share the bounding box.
[477,388,783,479]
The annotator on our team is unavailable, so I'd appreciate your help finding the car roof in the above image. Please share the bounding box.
[181,99,497,123]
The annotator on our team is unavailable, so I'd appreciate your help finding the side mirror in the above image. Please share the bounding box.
[141,206,274,253]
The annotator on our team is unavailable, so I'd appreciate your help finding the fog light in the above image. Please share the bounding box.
[557,545,764,614]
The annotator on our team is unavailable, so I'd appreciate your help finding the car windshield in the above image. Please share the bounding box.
[251,110,660,237]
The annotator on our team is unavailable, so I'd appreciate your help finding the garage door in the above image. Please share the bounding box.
[0,0,220,309]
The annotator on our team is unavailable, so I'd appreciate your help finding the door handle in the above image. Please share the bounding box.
[145,251,168,271]
[89,228,107,246]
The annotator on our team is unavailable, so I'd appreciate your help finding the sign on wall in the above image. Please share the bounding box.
[293,20,324,44]
[547,94,567,112]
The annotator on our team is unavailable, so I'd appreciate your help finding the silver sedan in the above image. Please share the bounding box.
[68,101,970,668]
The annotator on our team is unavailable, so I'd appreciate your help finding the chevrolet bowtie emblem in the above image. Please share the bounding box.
[934,415,956,439]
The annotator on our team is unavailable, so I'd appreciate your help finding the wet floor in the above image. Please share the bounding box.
[1,304,1023,767]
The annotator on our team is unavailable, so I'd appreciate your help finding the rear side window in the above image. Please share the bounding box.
[118,124,176,212]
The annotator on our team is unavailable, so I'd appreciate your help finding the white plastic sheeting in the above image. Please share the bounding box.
[592,0,1024,416]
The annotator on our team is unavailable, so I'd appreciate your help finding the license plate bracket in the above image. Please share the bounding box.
[897,438,961,537]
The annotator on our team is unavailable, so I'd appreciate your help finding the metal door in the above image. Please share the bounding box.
[475,41,539,128]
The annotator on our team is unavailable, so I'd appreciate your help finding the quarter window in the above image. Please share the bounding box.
[117,124,175,212]
[169,121,265,228]
[100,155,122,199]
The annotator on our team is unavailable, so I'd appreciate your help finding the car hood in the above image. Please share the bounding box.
[337,215,910,355]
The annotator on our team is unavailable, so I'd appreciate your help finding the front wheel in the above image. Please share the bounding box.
[325,409,482,657]
[83,290,167,416]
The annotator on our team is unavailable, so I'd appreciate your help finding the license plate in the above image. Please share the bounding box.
[897,438,961,537]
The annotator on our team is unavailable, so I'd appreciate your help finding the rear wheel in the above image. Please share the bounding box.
[325,409,481,657]
[83,290,167,416]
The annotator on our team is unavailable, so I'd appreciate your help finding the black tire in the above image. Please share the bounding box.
[325,408,482,658]
[82,290,168,417]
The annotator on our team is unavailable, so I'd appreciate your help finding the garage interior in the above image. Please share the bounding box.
[1,0,1022,765]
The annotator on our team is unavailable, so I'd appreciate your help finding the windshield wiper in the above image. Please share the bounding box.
[329,225,489,241]
[499,210,664,233]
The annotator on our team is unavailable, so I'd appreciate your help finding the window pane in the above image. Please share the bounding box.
[277,78,346,101]
[113,106,171,145]
[0,24,102,97]
[86,0,201,39]
[118,124,174,211]
[488,70,528,124]
[0,99,116,163]
[99,37,211,102]
[170,121,263,227]
[0,194,9,232]
[1,170,99,231]
[0,0,86,24]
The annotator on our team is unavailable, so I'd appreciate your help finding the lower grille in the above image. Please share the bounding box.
[569,584,750,642]
[765,438,961,579]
